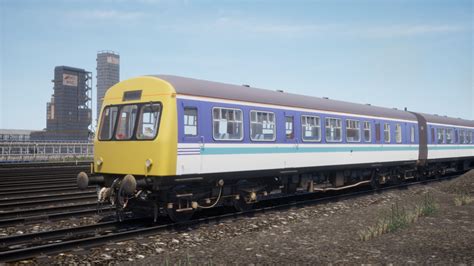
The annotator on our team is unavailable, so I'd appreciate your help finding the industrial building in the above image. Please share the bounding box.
[30,66,92,141]
[0,129,34,141]
[96,51,120,119]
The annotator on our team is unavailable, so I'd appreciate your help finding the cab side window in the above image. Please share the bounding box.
[184,107,198,137]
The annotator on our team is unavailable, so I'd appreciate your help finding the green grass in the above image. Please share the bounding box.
[454,194,474,206]
[358,193,438,241]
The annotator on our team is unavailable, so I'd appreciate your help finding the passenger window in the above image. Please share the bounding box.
[250,111,276,141]
[115,105,138,140]
[99,106,118,140]
[446,128,453,144]
[384,123,391,143]
[346,119,361,142]
[469,131,473,144]
[395,124,402,143]
[285,116,294,139]
[459,130,465,144]
[410,126,415,143]
[436,128,445,144]
[363,121,371,142]
[137,103,161,140]
[301,115,321,142]
[212,107,243,141]
[326,118,342,142]
[431,127,435,144]
[183,107,198,136]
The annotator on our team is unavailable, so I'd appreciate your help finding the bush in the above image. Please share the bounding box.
[358,193,438,241]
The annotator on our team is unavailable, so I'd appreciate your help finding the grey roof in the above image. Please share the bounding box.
[152,75,474,127]
[419,113,474,128]
[0,129,36,135]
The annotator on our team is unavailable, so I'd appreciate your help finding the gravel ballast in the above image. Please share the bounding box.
[9,171,474,265]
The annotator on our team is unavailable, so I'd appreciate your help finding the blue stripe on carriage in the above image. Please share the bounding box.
[192,145,473,155]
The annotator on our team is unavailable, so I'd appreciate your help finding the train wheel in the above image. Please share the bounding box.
[370,174,380,190]
[416,171,427,182]
[166,208,195,223]
[233,193,254,212]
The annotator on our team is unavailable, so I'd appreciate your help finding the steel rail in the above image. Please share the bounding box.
[0,180,77,189]
[0,208,113,227]
[0,191,96,203]
[0,195,97,210]
[0,220,140,248]
[0,203,100,220]
[0,184,84,194]
[0,187,95,198]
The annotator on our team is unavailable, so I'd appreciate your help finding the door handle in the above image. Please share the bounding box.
[199,136,205,149]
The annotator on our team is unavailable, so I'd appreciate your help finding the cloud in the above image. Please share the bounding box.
[356,24,465,38]
[216,17,467,38]
[160,15,466,39]
[68,9,146,21]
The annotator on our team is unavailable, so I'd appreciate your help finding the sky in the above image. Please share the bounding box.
[0,0,473,130]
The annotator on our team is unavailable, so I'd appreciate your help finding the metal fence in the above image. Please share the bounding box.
[0,141,94,162]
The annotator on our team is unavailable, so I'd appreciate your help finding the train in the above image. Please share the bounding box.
[77,75,474,222]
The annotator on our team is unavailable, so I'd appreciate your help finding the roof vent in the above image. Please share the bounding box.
[365,103,371,106]
[242,84,250,87]
[276,89,284,93]
[323,97,329,99]
[404,107,407,111]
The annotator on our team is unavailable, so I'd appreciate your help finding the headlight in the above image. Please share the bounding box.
[145,159,153,168]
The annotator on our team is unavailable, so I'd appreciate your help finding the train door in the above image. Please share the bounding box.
[283,111,299,153]
[375,122,382,144]
[182,105,202,174]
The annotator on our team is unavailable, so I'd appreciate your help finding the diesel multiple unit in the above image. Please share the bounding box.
[77,75,474,221]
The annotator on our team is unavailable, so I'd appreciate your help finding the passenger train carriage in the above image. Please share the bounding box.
[77,75,474,221]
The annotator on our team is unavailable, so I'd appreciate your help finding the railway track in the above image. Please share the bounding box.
[0,186,99,226]
[0,172,461,263]
[0,186,93,198]
[0,207,113,227]
[0,162,95,223]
